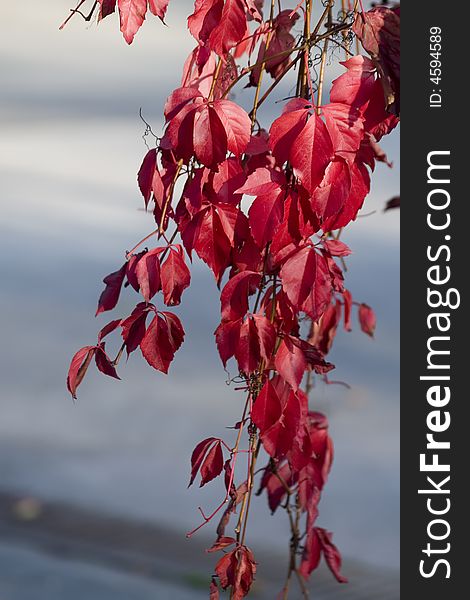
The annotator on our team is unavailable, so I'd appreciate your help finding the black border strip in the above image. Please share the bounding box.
[401,2,467,597]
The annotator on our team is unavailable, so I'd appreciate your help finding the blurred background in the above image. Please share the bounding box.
[0,1,399,598]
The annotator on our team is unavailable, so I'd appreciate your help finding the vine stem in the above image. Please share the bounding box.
[208,58,223,101]
[186,396,251,538]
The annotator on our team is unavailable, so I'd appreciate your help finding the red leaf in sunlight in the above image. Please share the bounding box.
[188,0,224,45]
[148,0,169,21]
[322,102,364,164]
[214,318,242,366]
[99,0,117,20]
[252,379,301,459]
[235,317,260,374]
[118,0,148,44]
[343,289,352,331]
[210,578,220,599]
[312,158,351,220]
[162,93,251,169]
[330,55,376,109]
[274,336,306,391]
[193,104,228,168]
[358,303,376,337]
[140,310,184,373]
[299,526,321,579]
[323,239,352,257]
[189,437,224,487]
[291,112,334,195]
[209,0,247,56]
[220,271,262,322]
[216,100,252,157]
[248,189,285,248]
[96,263,127,316]
[67,346,96,399]
[200,439,224,487]
[322,161,370,232]
[160,246,191,306]
[317,528,348,583]
[279,245,316,308]
[135,248,162,302]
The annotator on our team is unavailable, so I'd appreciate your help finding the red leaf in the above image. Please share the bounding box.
[252,314,276,363]
[209,0,247,56]
[207,536,237,553]
[274,336,306,391]
[99,0,117,20]
[140,311,184,373]
[188,0,224,45]
[135,248,162,302]
[251,380,282,434]
[200,439,224,487]
[262,390,301,459]
[210,578,220,600]
[269,105,308,166]
[323,239,352,257]
[300,252,333,321]
[248,190,285,248]
[353,7,400,114]
[160,246,191,306]
[67,346,96,399]
[215,546,256,599]
[189,437,224,487]
[253,379,301,459]
[189,437,217,487]
[322,160,370,231]
[164,86,203,122]
[193,206,232,282]
[280,245,316,309]
[291,113,334,194]
[213,100,251,157]
[118,0,148,44]
[330,55,376,109]
[96,263,127,316]
[358,303,376,337]
[94,345,120,380]
[137,149,157,209]
[310,302,341,355]
[98,319,122,342]
[317,528,348,583]
[193,105,228,168]
[235,316,260,374]
[343,289,352,331]
[322,102,364,164]
[220,271,261,322]
[299,526,322,579]
[312,158,351,220]
[148,0,169,21]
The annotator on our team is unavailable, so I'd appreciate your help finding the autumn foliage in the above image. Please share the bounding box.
[65,0,400,597]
